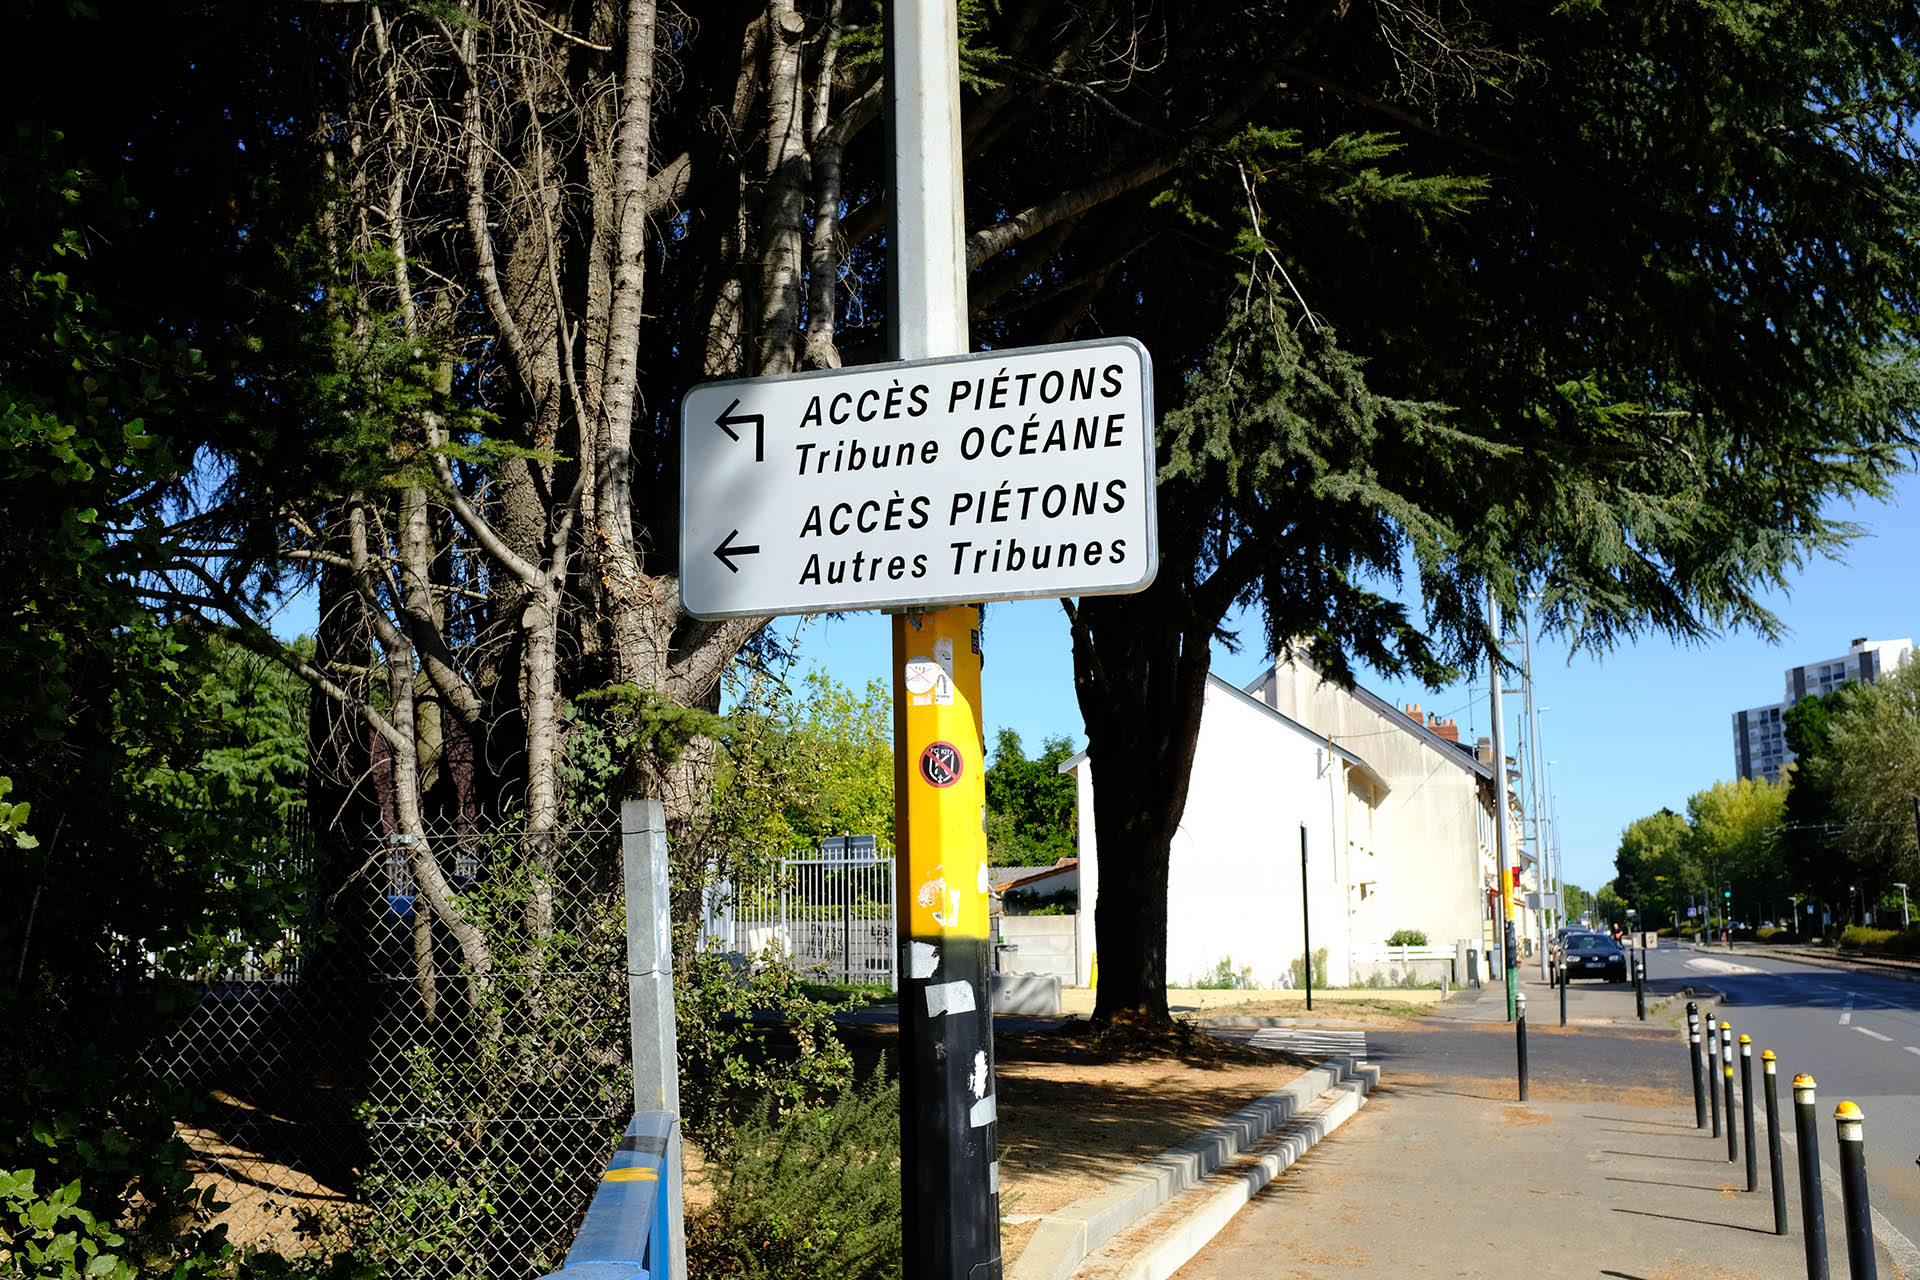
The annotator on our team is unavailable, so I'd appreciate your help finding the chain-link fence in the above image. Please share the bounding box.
[146,816,633,1278]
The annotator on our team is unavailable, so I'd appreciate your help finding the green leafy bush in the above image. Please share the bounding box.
[1837,925,1920,956]
[677,947,857,1154]
[685,1071,901,1279]
[0,1169,136,1280]
[1385,929,1428,947]
[1190,956,1252,989]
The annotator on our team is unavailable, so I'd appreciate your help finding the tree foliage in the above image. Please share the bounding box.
[1812,659,1920,902]
[1073,0,1920,1022]
[0,103,313,1270]
[984,730,1078,867]
[714,670,895,864]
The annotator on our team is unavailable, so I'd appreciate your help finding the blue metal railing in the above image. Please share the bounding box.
[538,1111,676,1280]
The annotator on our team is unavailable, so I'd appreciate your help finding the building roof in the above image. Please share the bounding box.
[1057,672,1392,797]
[1246,651,1493,782]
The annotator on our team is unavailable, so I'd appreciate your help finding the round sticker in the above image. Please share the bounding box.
[919,741,963,788]
[904,656,941,694]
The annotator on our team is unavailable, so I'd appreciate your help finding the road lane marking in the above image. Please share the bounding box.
[1840,994,1854,1026]
[1855,1027,1892,1042]
[1904,1045,1920,1057]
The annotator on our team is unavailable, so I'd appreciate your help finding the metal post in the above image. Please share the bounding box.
[1559,953,1568,1027]
[1708,1008,1722,1140]
[1722,1022,1738,1164]
[886,2,998,1272]
[1301,824,1313,1013]
[1795,1075,1831,1280]
[621,797,686,1280]
[1764,1051,1787,1236]
[1740,1035,1757,1192]
[1687,1002,1705,1129]
[1515,990,1529,1102]
[1835,1102,1878,1280]
[1489,585,1518,1023]
[1635,955,1646,1021]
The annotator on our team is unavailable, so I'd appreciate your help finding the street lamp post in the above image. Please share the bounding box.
[1895,883,1910,929]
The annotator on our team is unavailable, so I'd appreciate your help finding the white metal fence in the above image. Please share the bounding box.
[705,851,897,989]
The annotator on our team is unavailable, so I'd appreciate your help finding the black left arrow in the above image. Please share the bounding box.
[713,529,761,574]
[715,398,765,462]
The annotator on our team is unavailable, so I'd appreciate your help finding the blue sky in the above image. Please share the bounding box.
[780,467,1920,897]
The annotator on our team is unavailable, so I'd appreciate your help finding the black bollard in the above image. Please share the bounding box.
[1835,1102,1878,1280]
[1722,1022,1738,1164]
[1559,957,1568,1027]
[1688,1003,1706,1129]
[1707,1008,1722,1139]
[1636,956,1647,1020]
[1740,1035,1757,1192]
[1516,990,1530,1102]
[1795,1074,1831,1280]
[1764,1050,1788,1236]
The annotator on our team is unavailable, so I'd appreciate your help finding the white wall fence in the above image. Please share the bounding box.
[1349,943,1459,987]
[996,914,1078,985]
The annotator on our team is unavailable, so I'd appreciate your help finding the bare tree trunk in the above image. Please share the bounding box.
[756,0,809,375]
[803,0,847,371]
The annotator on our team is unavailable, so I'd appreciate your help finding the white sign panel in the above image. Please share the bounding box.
[680,338,1156,618]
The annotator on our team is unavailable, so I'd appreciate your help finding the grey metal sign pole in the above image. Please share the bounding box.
[1488,585,1518,1022]
[886,2,1001,1276]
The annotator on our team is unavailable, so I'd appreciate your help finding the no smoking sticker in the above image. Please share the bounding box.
[919,741,964,788]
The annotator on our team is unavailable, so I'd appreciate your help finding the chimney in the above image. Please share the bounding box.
[1428,713,1459,743]
[1403,702,1423,722]
[1475,735,1493,766]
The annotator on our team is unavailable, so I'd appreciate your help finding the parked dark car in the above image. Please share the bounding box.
[1562,933,1628,982]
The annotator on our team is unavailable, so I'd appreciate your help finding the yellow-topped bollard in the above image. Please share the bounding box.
[1793,1074,1830,1279]
[1834,1101,1875,1280]
[1761,1050,1786,1234]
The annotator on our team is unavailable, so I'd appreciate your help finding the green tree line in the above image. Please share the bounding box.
[1612,659,1920,932]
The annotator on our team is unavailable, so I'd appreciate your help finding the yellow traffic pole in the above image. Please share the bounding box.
[893,606,999,1276]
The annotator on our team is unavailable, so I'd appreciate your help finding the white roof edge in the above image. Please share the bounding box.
[1243,654,1493,780]
[1054,674,1391,797]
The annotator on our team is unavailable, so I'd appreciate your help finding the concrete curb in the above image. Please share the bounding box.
[1101,1064,1377,1280]
[1007,1058,1377,1280]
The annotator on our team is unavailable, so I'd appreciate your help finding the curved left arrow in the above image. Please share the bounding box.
[714,529,761,573]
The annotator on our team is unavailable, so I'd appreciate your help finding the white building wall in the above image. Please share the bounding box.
[1069,677,1362,989]
[1245,659,1493,962]
[1732,637,1914,782]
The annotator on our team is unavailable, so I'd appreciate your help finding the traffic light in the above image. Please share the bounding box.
[1723,882,1732,900]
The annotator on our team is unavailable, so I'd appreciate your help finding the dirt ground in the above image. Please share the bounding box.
[989,1020,1326,1265]
[188,996,1428,1264]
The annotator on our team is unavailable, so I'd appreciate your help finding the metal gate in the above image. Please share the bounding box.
[780,848,896,988]
[703,839,897,988]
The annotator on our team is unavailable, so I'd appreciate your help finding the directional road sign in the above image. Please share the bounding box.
[679,337,1156,618]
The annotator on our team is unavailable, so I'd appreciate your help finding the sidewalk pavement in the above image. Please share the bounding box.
[1058,970,1913,1279]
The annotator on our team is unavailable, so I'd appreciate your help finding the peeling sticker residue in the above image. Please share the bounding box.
[909,941,939,979]
[925,980,977,1017]
[917,870,958,927]
[976,863,989,893]
[989,1160,999,1193]
[968,1050,989,1099]
[932,637,955,705]
[969,1094,997,1128]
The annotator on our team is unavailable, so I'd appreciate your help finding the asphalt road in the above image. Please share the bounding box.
[1650,943,1920,1255]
